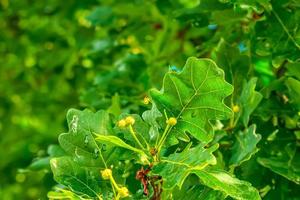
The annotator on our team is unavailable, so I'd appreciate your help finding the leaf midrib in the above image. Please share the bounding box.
[174,61,212,120]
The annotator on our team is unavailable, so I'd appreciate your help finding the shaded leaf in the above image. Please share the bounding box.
[230,124,262,166]
[258,145,300,185]
[285,77,300,109]
[237,78,263,127]
[212,39,250,94]
[86,6,114,26]
[257,157,300,185]
[107,93,122,117]
[142,104,163,142]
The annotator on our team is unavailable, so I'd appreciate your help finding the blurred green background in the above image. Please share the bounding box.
[1,0,300,199]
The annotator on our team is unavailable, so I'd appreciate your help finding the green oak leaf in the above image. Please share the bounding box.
[150,57,233,144]
[47,187,89,200]
[116,114,151,148]
[58,109,113,167]
[95,135,144,155]
[47,189,84,200]
[107,93,122,117]
[173,181,226,200]
[285,77,300,109]
[230,124,262,166]
[50,157,105,199]
[237,78,263,127]
[174,186,226,200]
[86,6,114,26]
[257,157,300,185]
[257,144,300,185]
[29,145,66,171]
[286,62,300,80]
[152,143,219,189]
[212,38,250,95]
[194,169,261,200]
[142,104,163,143]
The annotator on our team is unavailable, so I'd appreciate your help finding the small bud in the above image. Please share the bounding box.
[143,96,150,105]
[125,116,135,125]
[117,119,127,128]
[166,117,177,126]
[101,169,112,180]
[150,147,157,156]
[232,105,240,113]
[282,94,289,104]
[118,187,129,198]
[140,154,150,165]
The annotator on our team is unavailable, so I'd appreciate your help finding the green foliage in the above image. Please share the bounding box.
[230,124,261,166]
[152,143,219,189]
[194,169,260,200]
[1,0,300,199]
[150,57,233,144]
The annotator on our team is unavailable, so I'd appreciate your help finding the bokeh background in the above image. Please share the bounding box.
[1,0,300,199]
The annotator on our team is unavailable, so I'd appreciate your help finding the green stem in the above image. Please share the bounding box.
[107,173,119,199]
[128,125,147,151]
[110,175,120,191]
[136,129,150,150]
[156,124,171,156]
[111,182,117,198]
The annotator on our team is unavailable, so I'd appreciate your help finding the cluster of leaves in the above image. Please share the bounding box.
[48,58,263,200]
[47,53,300,199]
[1,0,300,199]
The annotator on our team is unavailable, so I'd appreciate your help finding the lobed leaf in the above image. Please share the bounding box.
[237,77,263,127]
[50,157,103,199]
[58,109,113,167]
[193,169,261,200]
[150,57,233,144]
[142,104,163,142]
[230,124,262,166]
[258,147,300,185]
[95,135,146,156]
[152,144,219,189]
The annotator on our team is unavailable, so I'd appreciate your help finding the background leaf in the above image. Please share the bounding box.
[230,124,262,166]
[237,78,263,127]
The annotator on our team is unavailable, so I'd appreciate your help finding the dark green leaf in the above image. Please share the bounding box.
[237,78,263,127]
[230,124,262,166]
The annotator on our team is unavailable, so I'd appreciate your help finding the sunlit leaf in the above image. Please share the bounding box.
[150,57,233,144]
[194,169,261,200]
[152,144,219,189]
[58,109,113,167]
[50,157,103,199]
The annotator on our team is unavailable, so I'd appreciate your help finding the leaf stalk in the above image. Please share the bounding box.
[128,125,147,151]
